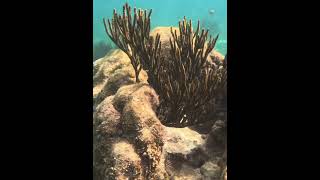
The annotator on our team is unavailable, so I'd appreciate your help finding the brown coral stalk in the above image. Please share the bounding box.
[103,3,162,83]
[158,17,225,127]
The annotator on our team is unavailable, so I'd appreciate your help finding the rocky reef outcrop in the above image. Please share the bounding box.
[93,27,227,180]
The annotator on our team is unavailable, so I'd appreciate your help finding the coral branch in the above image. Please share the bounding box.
[103,3,161,83]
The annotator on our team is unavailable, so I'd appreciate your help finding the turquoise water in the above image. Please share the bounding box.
[93,0,227,59]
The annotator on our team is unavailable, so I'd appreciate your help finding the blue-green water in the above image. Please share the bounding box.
[93,0,227,60]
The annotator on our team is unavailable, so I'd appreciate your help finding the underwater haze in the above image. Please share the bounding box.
[93,0,227,60]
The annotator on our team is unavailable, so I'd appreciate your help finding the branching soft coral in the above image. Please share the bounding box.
[104,3,227,127]
[103,3,162,83]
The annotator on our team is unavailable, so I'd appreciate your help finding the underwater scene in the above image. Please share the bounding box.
[93,0,227,179]
[93,0,227,61]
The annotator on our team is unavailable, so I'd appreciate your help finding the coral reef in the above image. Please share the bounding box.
[104,3,227,128]
[94,3,227,179]
[93,38,227,179]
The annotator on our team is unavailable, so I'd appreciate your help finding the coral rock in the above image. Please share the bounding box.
[200,161,221,179]
[112,140,143,179]
[163,127,209,177]
[112,83,166,178]
[205,120,226,154]
[94,95,121,136]
[93,49,148,106]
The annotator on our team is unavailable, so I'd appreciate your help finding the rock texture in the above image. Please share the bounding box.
[93,26,227,180]
[93,49,148,107]
[200,161,221,179]
[162,125,227,180]
[112,140,143,179]
[93,83,168,179]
